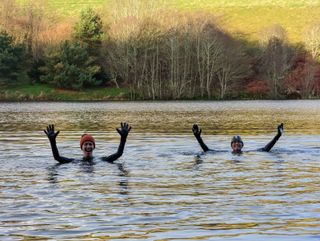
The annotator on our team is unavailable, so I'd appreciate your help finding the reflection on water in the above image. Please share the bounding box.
[1,100,320,135]
[0,101,319,240]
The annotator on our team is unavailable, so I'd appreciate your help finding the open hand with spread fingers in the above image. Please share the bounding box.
[44,124,60,141]
[116,122,131,139]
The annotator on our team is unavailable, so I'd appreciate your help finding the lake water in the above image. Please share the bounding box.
[0,101,319,240]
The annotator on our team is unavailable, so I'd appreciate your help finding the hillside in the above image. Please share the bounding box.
[18,0,320,43]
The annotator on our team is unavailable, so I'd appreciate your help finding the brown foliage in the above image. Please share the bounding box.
[284,54,320,98]
[260,37,295,98]
[39,22,73,47]
[0,0,73,60]
[246,80,269,98]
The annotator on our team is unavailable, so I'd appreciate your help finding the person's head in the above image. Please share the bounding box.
[80,134,95,158]
[231,135,243,153]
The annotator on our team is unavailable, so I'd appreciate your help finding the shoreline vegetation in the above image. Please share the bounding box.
[0,84,129,101]
[2,83,319,101]
[1,0,320,101]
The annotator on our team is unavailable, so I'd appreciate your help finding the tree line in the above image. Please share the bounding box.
[1,0,320,99]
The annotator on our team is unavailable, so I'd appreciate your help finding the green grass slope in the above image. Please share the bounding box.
[25,0,320,43]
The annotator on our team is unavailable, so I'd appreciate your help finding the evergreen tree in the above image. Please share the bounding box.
[0,31,26,84]
[74,8,103,54]
[73,8,109,84]
[40,40,101,90]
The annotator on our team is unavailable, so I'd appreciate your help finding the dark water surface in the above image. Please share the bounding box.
[0,101,319,240]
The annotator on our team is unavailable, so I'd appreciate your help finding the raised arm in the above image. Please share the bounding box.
[102,122,131,163]
[44,125,73,164]
[261,123,284,152]
[192,124,210,152]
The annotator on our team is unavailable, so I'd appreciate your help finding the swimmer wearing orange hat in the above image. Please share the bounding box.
[44,123,131,163]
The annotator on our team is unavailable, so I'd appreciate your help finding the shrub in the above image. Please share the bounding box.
[40,40,101,90]
[0,31,26,84]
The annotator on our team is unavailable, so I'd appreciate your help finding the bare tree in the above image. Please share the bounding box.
[259,25,295,98]
[104,5,252,100]
[302,61,318,97]
[0,0,49,58]
[262,37,295,98]
[259,24,288,45]
[166,29,186,99]
[304,23,320,61]
[197,23,224,98]
[0,0,17,31]
[23,0,48,58]
[108,0,167,22]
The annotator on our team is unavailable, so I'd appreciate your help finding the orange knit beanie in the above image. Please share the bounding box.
[80,134,95,149]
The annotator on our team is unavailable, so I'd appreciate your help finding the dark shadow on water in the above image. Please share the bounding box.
[46,160,129,187]
[79,159,96,173]
[47,164,60,184]
[229,159,242,164]
[117,163,129,177]
[192,154,204,170]
[114,162,130,196]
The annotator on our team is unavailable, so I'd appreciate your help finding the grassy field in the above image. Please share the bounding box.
[17,0,320,43]
[0,83,129,101]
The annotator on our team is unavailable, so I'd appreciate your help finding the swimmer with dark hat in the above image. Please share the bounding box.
[44,123,131,164]
[192,123,284,153]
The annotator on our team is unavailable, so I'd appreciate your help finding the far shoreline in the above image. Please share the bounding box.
[1,83,317,102]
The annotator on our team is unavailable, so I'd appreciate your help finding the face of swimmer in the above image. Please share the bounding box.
[231,136,243,153]
[81,141,95,158]
[80,134,95,159]
[231,141,243,152]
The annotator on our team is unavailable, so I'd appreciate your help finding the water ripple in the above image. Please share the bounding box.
[0,101,319,240]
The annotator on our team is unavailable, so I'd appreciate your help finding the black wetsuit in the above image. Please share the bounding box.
[45,123,131,164]
[192,123,284,153]
[48,136,128,164]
